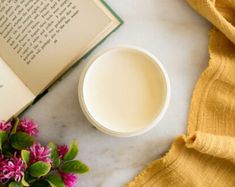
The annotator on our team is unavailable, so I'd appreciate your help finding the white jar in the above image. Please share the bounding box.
[78,46,170,137]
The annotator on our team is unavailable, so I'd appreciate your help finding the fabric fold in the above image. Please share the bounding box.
[127,0,235,186]
[186,0,235,45]
[185,131,235,164]
[127,134,235,187]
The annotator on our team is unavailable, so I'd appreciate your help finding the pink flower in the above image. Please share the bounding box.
[0,154,4,164]
[1,153,25,182]
[0,154,7,182]
[0,121,11,131]
[29,143,52,164]
[18,119,39,136]
[59,172,77,187]
[58,145,69,159]
[0,154,6,170]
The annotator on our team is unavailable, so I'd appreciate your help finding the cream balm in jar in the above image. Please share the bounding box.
[78,46,170,137]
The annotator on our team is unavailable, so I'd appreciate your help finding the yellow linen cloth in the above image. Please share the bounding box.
[127,0,235,186]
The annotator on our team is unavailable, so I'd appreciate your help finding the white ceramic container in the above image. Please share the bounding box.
[78,46,170,137]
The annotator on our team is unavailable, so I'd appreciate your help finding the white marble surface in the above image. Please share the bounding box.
[23,1,211,186]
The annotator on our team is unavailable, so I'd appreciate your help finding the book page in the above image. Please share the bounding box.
[0,0,120,95]
[0,58,35,121]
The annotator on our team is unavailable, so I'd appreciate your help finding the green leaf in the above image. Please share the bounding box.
[21,175,30,186]
[10,118,19,135]
[0,131,8,150]
[61,160,89,174]
[21,150,30,166]
[63,139,79,161]
[2,143,14,157]
[8,182,23,187]
[31,180,49,187]
[46,174,65,187]
[10,132,34,150]
[2,183,9,187]
[24,174,37,184]
[29,161,51,177]
[47,142,60,168]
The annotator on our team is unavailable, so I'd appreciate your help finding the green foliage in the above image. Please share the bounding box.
[0,118,89,187]
[21,175,30,186]
[46,174,65,187]
[21,150,30,166]
[61,160,89,174]
[8,182,23,187]
[47,142,60,168]
[10,118,19,135]
[31,180,50,187]
[10,132,34,150]
[2,143,14,157]
[63,139,79,161]
[29,161,51,177]
[0,131,8,150]
[24,175,37,184]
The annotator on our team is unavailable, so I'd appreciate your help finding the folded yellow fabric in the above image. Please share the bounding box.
[127,0,235,186]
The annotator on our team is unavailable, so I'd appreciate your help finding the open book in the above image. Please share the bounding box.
[0,0,122,121]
